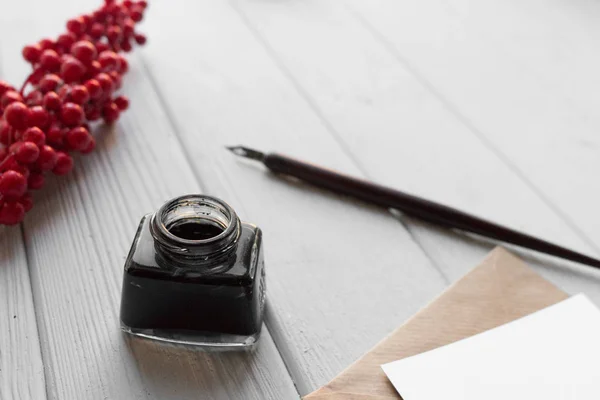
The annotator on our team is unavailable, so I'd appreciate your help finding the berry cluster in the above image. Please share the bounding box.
[0,0,147,225]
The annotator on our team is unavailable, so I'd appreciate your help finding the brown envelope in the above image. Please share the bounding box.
[304,247,569,399]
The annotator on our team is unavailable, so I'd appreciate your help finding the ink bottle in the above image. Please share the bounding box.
[120,195,266,349]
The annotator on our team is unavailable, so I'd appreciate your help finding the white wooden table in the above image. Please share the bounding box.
[2,0,600,398]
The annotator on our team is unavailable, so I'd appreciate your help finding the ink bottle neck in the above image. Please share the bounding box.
[149,195,241,272]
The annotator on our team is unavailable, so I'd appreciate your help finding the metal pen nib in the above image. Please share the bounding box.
[226,146,266,162]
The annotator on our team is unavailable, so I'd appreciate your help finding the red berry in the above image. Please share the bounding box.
[138,1,148,8]
[22,45,42,63]
[106,26,122,43]
[57,33,77,51]
[96,73,114,93]
[0,201,25,225]
[123,19,135,35]
[38,74,62,93]
[81,136,96,154]
[8,142,21,154]
[84,79,102,99]
[60,58,86,83]
[102,102,120,123]
[96,42,110,53]
[27,172,45,190]
[0,170,27,199]
[71,41,97,65]
[81,14,92,26]
[117,56,129,73]
[57,85,70,101]
[52,152,73,175]
[98,50,118,70]
[1,91,24,108]
[39,49,61,71]
[4,102,31,130]
[24,90,43,106]
[45,123,63,143]
[83,60,102,81]
[67,17,86,35]
[66,127,91,151]
[23,127,45,147]
[109,71,122,89]
[121,40,133,53]
[0,122,12,145]
[114,96,129,111]
[85,106,101,121]
[29,69,46,86]
[134,34,147,45]
[28,106,49,129]
[70,85,90,104]
[0,81,12,97]
[60,102,84,126]
[38,39,55,51]
[0,157,18,173]
[42,91,62,111]
[37,145,58,170]
[45,125,64,146]
[15,141,40,164]
[10,165,28,179]
[130,6,144,22]
[19,193,33,212]
[90,23,104,39]
[92,9,107,22]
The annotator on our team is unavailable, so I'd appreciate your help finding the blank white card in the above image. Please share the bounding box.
[382,294,600,400]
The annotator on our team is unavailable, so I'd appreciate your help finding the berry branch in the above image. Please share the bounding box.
[0,0,147,225]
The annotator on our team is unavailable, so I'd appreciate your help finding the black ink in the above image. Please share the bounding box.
[120,195,265,349]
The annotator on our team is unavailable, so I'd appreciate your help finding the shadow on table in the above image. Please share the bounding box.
[395,213,600,302]
[253,157,600,293]
[123,332,266,397]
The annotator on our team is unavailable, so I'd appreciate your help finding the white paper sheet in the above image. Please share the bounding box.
[382,294,600,400]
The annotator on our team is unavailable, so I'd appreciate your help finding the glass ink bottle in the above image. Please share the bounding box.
[120,195,266,349]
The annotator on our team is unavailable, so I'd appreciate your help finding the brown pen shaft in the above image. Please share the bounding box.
[264,152,600,270]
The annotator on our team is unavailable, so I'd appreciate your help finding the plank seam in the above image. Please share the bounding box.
[137,55,210,192]
[346,4,600,257]
[263,304,304,397]
[227,1,368,175]
[134,53,303,400]
[19,224,49,400]
[227,0,451,285]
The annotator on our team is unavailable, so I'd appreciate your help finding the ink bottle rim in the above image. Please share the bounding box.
[150,194,241,271]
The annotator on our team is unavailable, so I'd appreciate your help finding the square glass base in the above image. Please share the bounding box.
[121,324,261,350]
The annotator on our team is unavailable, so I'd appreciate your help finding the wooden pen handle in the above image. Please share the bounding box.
[265,153,600,269]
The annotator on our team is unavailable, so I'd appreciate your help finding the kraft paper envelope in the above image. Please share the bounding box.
[304,247,569,400]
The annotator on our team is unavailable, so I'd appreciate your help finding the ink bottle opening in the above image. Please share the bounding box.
[120,195,266,350]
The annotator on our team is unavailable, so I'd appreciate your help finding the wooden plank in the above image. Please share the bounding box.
[0,7,47,400]
[228,0,600,298]
[142,0,450,395]
[345,0,600,252]
[0,227,46,400]
[223,0,600,389]
[1,2,300,398]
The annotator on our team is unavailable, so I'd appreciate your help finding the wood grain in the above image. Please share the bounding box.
[0,6,53,400]
[141,0,451,395]
[3,0,600,398]
[341,0,600,303]
[227,0,600,281]
[220,0,600,392]
[1,1,299,398]
[346,0,600,252]
[0,227,46,400]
